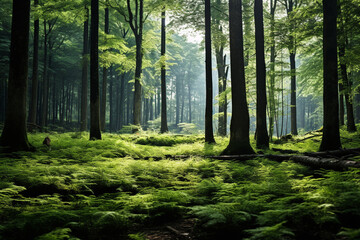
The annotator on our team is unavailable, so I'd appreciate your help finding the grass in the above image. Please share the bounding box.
[0,127,359,239]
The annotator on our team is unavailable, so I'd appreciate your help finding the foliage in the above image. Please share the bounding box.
[0,130,360,239]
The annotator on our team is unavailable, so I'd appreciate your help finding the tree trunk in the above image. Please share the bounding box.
[255,0,269,149]
[90,0,101,140]
[80,7,89,131]
[339,45,356,132]
[100,6,109,131]
[40,20,48,128]
[290,52,297,135]
[216,48,226,136]
[188,80,192,123]
[268,0,277,140]
[319,0,341,151]
[150,96,154,121]
[28,0,39,129]
[109,67,113,132]
[0,0,32,151]
[222,0,254,155]
[339,85,345,126]
[175,76,180,125]
[119,73,125,129]
[160,9,168,133]
[205,0,215,143]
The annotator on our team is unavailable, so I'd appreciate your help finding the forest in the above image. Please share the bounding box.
[1,0,360,239]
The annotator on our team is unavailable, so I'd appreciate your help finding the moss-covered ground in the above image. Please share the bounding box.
[0,127,360,239]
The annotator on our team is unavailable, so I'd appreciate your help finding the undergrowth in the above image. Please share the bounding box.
[0,127,359,239]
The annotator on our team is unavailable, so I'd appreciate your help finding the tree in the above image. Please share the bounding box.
[212,0,228,137]
[268,0,277,140]
[0,0,32,151]
[205,0,215,143]
[90,0,102,140]
[222,0,254,155]
[281,0,299,136]
[160,8,168,133]
[254,0,269,148]
[319,0,341,151]
[100,3,110,131]
[28,0,40,130]
[338,3,356,132]
[125,0,144,130]
[80,6,89,131]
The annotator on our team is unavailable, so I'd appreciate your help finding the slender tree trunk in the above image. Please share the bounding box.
[119,73,125,129]
[100,6,109,131]
[216,48,226,136]
[28,0,39,129]
[80,7,89,131]
[40,21,48,128]
[188,80,192,123]
[157,87,160,119]
[290,52,297,135]
[339,45,356,132]
[320,0,341,151]
[109,67,113,132]
[339,84,345,126]
[205,0,215,143]
[0,0,32,151]
[90,0,101,140]
[160,9,168,133]
[268,0,277,140]
[150,96,154,121]
[222,0,254,155]
[255,0,269,148]
[175,76,180,125]
[180,79,184,123]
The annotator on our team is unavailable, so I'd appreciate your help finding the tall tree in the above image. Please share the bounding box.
[254,0,269,148]
[100,3,110,131]
[222,0,254,155]
[205,0,215,143]
[160,8,168,133]
[28,0,39,129]
[212,0,228,137]
[319,0,341,151]
[338,4,356,132]
[268,0,277,140]
[282,0,298,135]
[90,0,102,140]
[80,7,89,131]
[0,0,32,151]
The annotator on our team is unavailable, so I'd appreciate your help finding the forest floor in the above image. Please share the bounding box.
[0,126,360,240]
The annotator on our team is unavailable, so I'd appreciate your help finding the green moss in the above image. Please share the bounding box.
[0,130,359,239]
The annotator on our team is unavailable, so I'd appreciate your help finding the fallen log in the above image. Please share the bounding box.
[134,148,360,170]
[304,148,360,158]
[210,153,360,170]
[289,156,360,170]
[272,148,299,154]
[296,134,322,143]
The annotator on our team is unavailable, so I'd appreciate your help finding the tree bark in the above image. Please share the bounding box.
[268,0,277,140]
[100,6,109,131]
[80,7,89,131]
[255,0,269,148]
[319,0,341,151]
[205,0,215,143]
[222,0,254,155]
[339,45,356,132]
[160,9,168,133]
[339,85,345,126]
[90,0,101,140]
[28,0,39,129]
[0,0,32,151]
[40,20,49,128]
